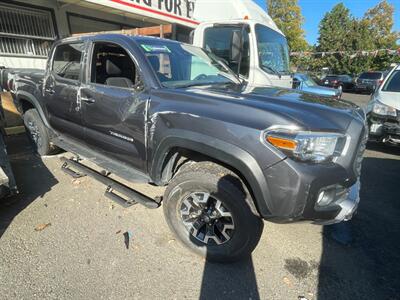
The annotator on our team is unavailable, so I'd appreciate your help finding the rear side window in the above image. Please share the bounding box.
[359,72,382,80]
[52,43,84,81]
[382,71,400,92]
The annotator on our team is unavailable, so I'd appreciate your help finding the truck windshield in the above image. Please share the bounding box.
[255,24,290,76]
[137,39,240,88]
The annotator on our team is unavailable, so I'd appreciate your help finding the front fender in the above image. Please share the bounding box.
[151,130,274,217]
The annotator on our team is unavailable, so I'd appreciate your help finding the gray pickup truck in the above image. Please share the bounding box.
[0,34,367,262]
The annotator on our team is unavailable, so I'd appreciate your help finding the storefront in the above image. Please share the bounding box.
[0,0,197,69]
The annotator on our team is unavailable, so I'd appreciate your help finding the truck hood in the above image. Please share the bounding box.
[168,85,363,132]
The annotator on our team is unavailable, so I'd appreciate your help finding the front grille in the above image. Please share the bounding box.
[353,125,368,178]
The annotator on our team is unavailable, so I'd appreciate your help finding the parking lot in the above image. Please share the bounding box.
[0,93,399,300]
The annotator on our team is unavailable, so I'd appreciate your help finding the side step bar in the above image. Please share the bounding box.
[60,157,160,209]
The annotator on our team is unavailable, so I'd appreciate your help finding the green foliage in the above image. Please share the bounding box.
[267,0,308,52]
[294,1,399,75]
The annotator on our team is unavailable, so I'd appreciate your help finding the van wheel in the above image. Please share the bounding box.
[163,162,263,263]
[23,109,54,156]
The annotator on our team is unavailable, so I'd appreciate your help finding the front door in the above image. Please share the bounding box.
[44,42,85,140]
[80,41,148,172]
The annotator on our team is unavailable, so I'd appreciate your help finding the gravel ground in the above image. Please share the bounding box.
[1,93,399,300]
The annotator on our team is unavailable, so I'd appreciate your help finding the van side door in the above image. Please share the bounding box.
[43,42,85,140]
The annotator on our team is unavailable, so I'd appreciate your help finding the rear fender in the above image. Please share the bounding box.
[15,91,50,128]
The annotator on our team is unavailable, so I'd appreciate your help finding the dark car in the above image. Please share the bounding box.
[355,71,386,94]
[321,75,355,93]
[0,35,367,262]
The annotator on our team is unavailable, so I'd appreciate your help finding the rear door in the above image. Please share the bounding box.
[79,40,148,172]
[44,42,85,140]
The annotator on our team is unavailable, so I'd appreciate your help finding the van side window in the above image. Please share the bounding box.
[52,43,84,81]
[90,42,137,89]
[204,26,250,78]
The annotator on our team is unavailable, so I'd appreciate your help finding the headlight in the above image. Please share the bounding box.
[372,101,397,117]
[264,128,349,163]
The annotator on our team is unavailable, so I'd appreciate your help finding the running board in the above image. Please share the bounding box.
[60,157,160,209]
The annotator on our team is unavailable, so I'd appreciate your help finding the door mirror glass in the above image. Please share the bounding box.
[293,78,301,89]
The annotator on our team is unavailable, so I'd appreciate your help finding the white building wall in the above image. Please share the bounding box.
[0,0,156,69]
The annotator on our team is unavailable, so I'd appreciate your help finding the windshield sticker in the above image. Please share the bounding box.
[141,44,171,53]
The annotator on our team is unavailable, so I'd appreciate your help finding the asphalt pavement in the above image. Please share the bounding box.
[0,93,399,300]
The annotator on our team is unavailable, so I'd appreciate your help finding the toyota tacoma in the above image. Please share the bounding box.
[0,35,367,262]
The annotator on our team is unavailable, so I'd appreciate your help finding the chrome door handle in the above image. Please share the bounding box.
[81,97,95,103]
[45,88,55,94]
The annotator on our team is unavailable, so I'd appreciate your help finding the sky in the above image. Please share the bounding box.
[254,0,400,45]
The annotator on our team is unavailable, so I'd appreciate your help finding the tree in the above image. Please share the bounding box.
[317,3,356,74]
[267,0,308,52]
[363,0,400,70]
[364,0,398,49]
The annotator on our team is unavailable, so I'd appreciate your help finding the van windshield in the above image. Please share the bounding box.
[136,39,240,88]
[255,24,290,76]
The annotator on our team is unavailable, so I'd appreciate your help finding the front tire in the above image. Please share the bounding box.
[163,162,263,263]
[23,109,54,156]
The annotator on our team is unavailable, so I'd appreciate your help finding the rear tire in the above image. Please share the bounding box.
[163,161,263,263]
[23,109,54,156]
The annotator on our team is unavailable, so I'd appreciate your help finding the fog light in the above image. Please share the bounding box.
[316,185,349,208]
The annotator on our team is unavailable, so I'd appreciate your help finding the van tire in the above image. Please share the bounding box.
[23,109,54,156]
[163,161,263,263]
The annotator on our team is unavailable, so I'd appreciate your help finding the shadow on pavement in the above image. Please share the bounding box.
[0,134,58,239]
[200,257,259,300]
[366,142,400,156]
[318,156,400,299]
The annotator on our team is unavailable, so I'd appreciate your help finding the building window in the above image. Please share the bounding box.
[0,3,56,57]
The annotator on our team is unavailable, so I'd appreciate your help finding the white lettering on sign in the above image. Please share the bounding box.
[84,0,199,26]
[122,0,196,19]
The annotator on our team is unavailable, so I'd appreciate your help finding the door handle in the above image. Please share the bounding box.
[81,97,95,103]
[45,88,55,95]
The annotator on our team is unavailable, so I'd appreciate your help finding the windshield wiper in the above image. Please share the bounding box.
[174,81,235,89]
[262,65,282,78]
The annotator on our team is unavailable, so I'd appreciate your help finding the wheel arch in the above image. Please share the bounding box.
[151,132,273,218]
[16,91,50,128]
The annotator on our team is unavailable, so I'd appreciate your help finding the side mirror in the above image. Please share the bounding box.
[293,79,301,89]
[230,30,243,63]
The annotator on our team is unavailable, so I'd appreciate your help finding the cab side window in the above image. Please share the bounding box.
[90,42,137,89]
[52,43,84,81]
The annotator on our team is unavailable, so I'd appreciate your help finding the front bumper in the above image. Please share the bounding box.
[368,113,400,145]
[260,119,366,224]
[314,181,360,225]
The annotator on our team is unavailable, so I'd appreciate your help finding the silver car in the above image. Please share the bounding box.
[293,73,341,99]
[366,65,400,145]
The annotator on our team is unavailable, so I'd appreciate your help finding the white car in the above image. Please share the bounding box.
[366,64,400,145]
